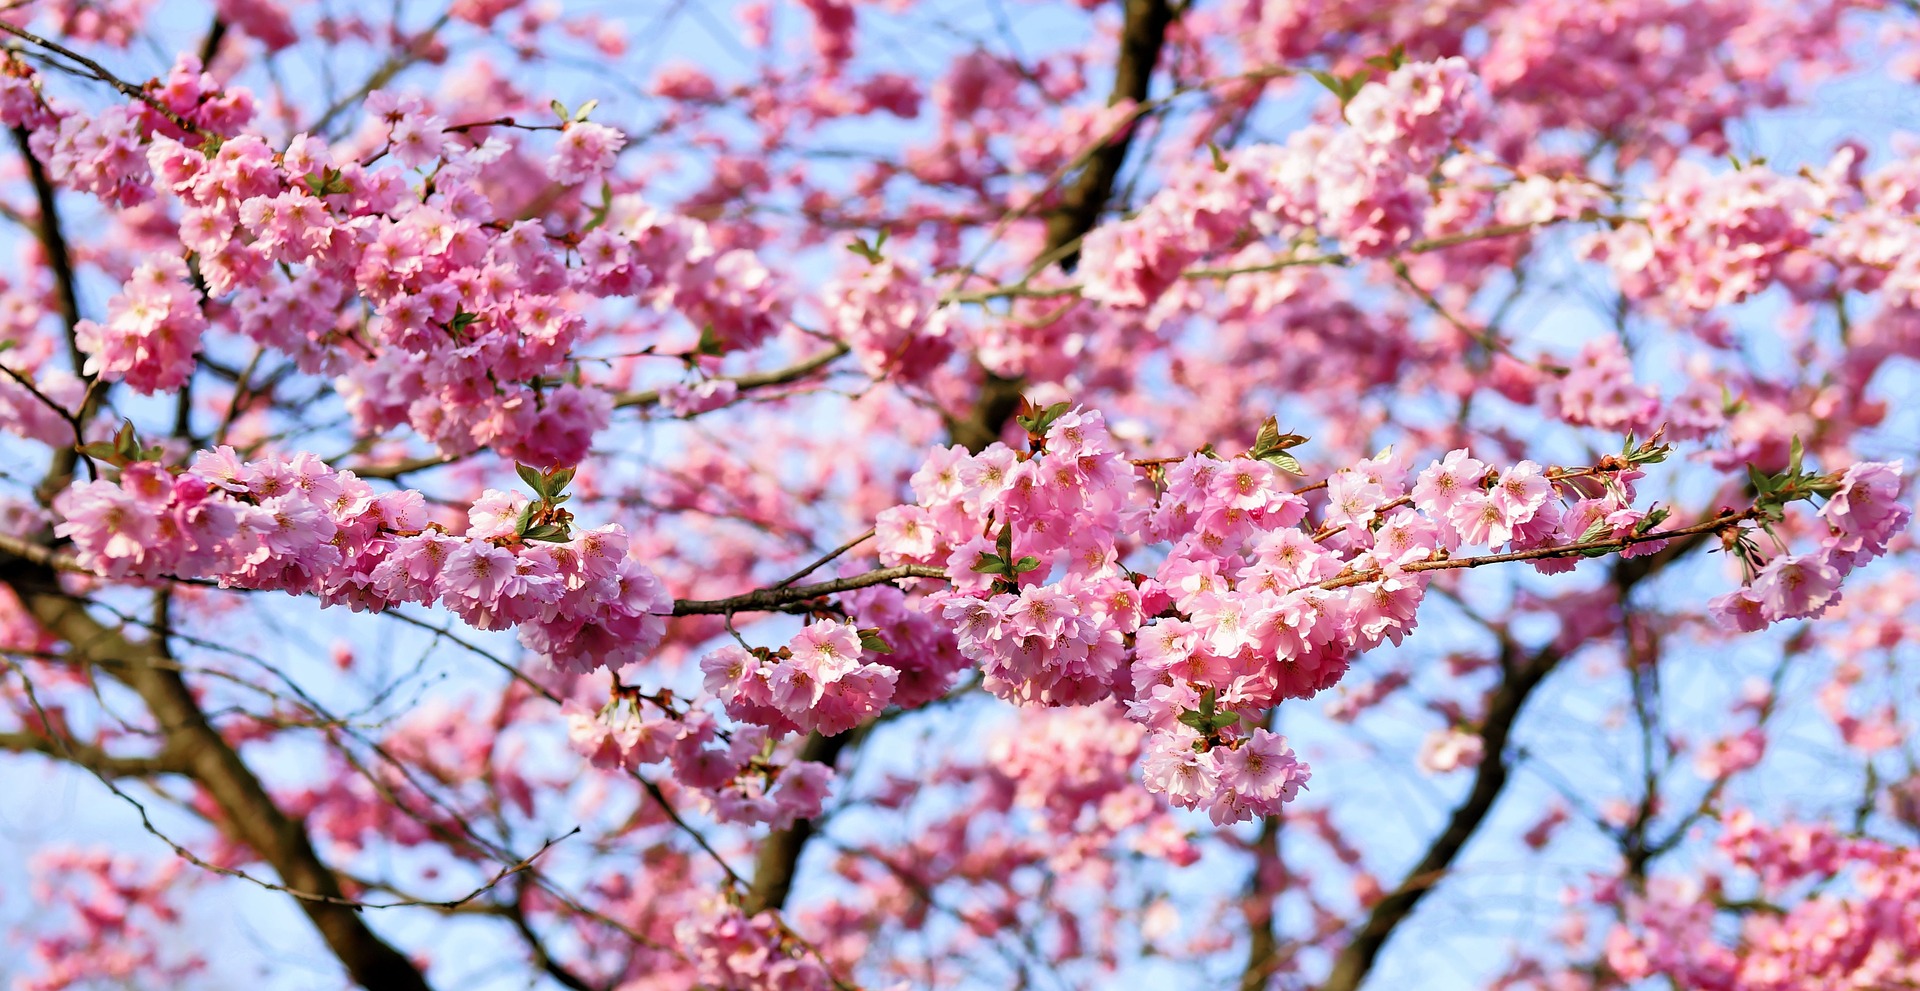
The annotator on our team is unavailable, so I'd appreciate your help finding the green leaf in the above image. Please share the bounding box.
[516,463,548,498]
[1254,420,1280,453]
[513,500,538,537]
[551,99,570,123]
[996,523,1013,563]
[1307,69,1345,101]
[1012,555,1043,574]
[1207,141,1228,173]
[1629,441,1672,466]
[113,421,143,461]
[1206,712,1240,732]
[546,467,576,497]
[695,324,725,357]
[1177,709,1210,731]
[1197,687,1217,720]
[523,523,571,542]
[573,98,599,122]
[1788,435,1804,477]
[858,629,894,654]
[1364,44,1407,72]
[972,552,1010,576]
[1249,415,1307,458]
[1018,400,1074,436]
[583,181,615,232]
[1260,451,1303,475]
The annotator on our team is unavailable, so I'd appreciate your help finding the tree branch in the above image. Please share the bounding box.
[10,124,98,503]
[0,554,436,991]
[0,729,189,777]
[742,729,854,915]
[670,565,942,616]
[613,342,850,410]
[945,0,1178,454]
[1317,532,1713,991]
[743,0,1182,938]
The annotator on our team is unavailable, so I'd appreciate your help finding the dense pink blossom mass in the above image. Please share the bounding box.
[0,0,1915,989]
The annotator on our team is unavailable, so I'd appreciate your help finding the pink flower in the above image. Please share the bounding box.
[823,259,953,381]
[442,541,517,602]
[1490,460,1553,528]
[547,122,626,184]
[1753,552,1843,621]
[1447,492,1514,547]
[1821,460,1909,570]
[1141,731,1219,809]
[466,489,529,540]
[1412,448,1486,517]
[1216,729,1305,803]
[388,113,446,168]
[875,504,939,564]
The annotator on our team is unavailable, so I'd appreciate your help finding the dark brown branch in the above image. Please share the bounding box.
[670,565,942,616]
[1318,634,1553,991]
[503,877,599,991]
[1240,813,1285,991]
[1317,532,1712,991]
[740,0,1182,940]
[613,342,851,410]
[0,23,205,135]
[945,0,1177,454]
[198,17,229,67]
[0,729,188,777]
[1041,0,1177,266]
[10,125,98,502]
[742,729,854,916]
[0,555,436,991]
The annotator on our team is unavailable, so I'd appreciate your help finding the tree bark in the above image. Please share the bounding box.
[0,555,436,991]
[748,0,1185,920]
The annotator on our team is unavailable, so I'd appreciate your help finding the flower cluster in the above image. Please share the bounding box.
[546,120,626,183]
[19,850,203,991]
[872,406,1715,821]
[822,257,954,381]
[23,55,254,208]
[983,706,1201,866]
[1711,459,1909,630]
[1590,161,1821,311]
[675,895,839,991]
[73,256,208,394]
[1589,143,1920,316]
[566,697,832,830]
[701,619,901,737]
[1606,813,1920,991]
[1079,57,1486,309]
[11,57,797,469]
[51,449,669,672]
